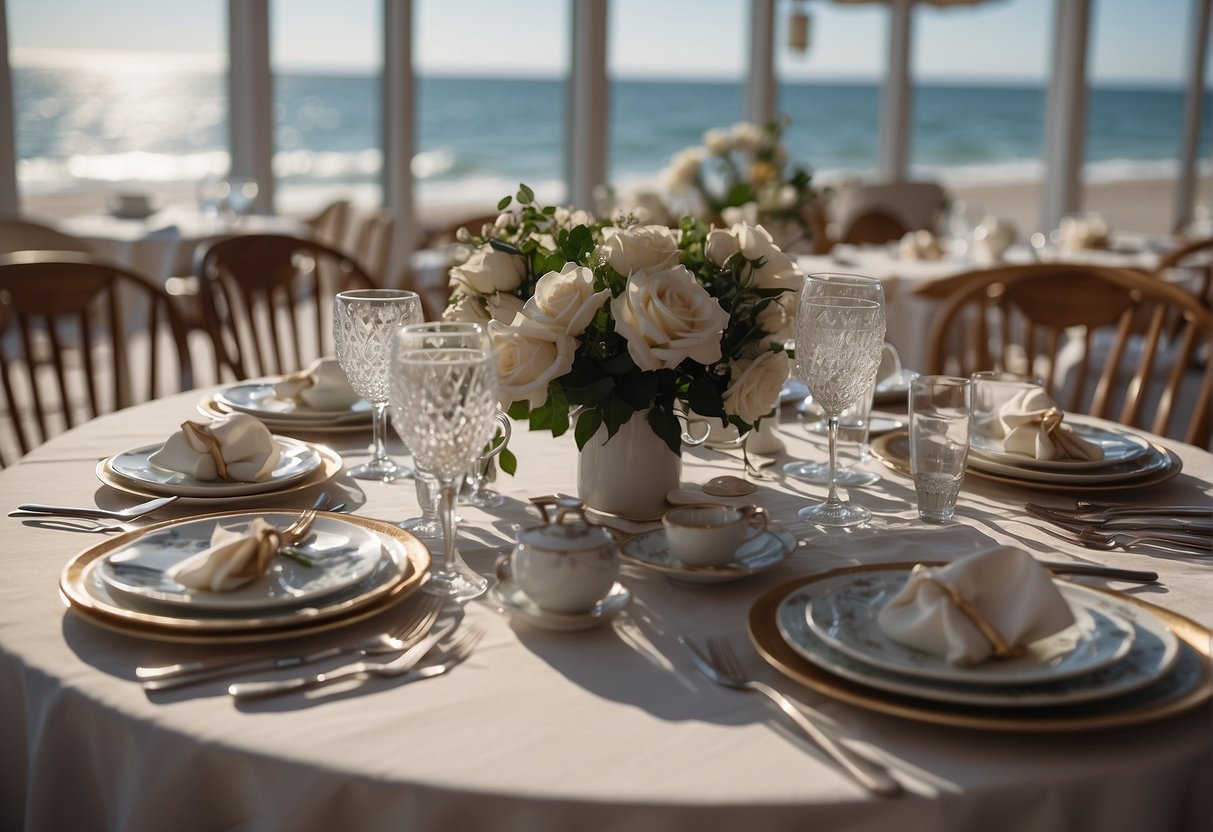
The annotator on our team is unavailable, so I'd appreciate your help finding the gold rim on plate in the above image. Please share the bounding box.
[59,510,431,644]
[94,442,344,505]
[748,564,1212,732]
[198,395,372,435]
[870,430,1182,494]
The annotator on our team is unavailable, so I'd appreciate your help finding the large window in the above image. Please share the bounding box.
[8,0,225,218]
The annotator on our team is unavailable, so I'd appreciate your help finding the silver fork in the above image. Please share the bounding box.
[1077,527,1212,555]
[228,625,483,700]
[682,636,902,797]
[139,596,446,689]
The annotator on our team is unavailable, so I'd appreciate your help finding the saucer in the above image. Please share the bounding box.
[620,528,797,585]
[490,579,631,631]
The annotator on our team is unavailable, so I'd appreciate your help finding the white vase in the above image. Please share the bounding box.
[577,410,680,521]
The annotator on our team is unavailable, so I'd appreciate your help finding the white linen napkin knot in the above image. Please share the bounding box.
[169,516,313,592]
[148,412,281,482]
[272,357,361,410]
[897,230,944,261]
[996,387,1104,462]
[877,547,1076,666]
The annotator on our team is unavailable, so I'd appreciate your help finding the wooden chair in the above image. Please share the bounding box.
[350,208,394,286]
[921,263,1213,446]
[839,209,908,246]
[0,218,94,255]
[0,251,196,466]
[304,199,352,249]
[194,233,377,380]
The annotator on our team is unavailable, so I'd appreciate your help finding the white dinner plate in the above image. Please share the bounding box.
[804,571,1135,686]
[97,514,385,612]
[776,571,1180,708]
[198,395,371,435]
[104,437,321,497]
[215,382,372,422]
[620,528,796,585]
[966,442,1171,484]
[969,422,1150,471]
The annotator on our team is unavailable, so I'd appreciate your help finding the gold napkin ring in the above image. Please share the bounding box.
[181,421,231,481]
[923,573,1022,660]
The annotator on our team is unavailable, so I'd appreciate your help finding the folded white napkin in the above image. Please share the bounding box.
[1058,215,1110,251]
[997,388,1104,462]
[148,412,281,482]
[877,547,1076,666]
[168,518,283,592]
[272,358,361,410]
[897,229,944,261]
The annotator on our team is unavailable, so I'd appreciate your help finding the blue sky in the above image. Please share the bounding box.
[7,0,1207,86]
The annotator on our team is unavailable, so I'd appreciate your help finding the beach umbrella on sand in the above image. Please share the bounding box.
[829,0,999,184]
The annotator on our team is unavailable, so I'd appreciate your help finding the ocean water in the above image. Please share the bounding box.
[13,66,1211,211]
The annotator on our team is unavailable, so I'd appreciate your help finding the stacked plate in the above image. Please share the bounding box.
[748,564,1212,732]
[59,510,430,643]
[97,435,342,505]
[198,381,373,434]
[871,420,1182,493]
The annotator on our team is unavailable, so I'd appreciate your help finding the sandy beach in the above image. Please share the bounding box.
[17,175,1213,245]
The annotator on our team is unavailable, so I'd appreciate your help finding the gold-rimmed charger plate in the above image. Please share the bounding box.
[748,565,1212,733]
[95,442,344,505]
[60,510,431,644]
[871,431,1182,493]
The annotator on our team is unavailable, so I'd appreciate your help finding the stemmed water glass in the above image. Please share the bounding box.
[390,322,500,601]
[333,289,424,481]
[793,273,887,526]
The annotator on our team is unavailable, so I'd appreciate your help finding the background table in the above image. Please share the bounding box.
[0,389,1209,831]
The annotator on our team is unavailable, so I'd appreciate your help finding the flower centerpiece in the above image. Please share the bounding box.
[660,119,822,252]
[443,184,802,515]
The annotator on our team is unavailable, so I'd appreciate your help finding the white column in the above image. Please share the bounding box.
[0,0,19,215]
[878,0,913,183]
[745,0,777,126]
[1041,0,1091,233]
[383,0,415,288]
[227,0,274,212]
[1173,0,1211,233]
[567,0,608,211]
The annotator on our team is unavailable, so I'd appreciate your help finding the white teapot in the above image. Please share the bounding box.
[497,496,619,615]
[973,216,1017,263]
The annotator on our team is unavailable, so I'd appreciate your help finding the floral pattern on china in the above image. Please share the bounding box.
[441,183,801,455]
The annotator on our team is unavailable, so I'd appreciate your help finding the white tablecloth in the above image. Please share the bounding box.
[0,389,1209,831]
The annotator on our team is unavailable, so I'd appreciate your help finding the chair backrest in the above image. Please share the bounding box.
[1155,237,1212,305]
[195,233,377,380]
[922,263,1213,446]
[0,250,196,466]
[305,200,352,249]
[350,208,394,285]
[840,209,908,246]
[829,181,946,236]
[0,218,94,255]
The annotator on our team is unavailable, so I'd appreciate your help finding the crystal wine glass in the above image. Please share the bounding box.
[793,274,887,526]
[390,322,500,601]
[333,289,423,481]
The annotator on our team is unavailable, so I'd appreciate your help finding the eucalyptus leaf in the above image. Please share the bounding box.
[517,183,535,204]
[497,195,512,211]
[489,238,523,256]
[498,448,518,476]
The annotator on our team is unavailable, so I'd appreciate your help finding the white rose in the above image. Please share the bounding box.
[721,203,759,227]
[776,184,798,210]
[600,224,680,277]
[449,247,525,295]
[487,292,525,323]
[610,264,729,371]
[730,122,765,152]
[488,315,576,409]
[731,222,800,290]
[443,292,490,324]
[524,262,610,336]
[705,228,740,267]
[724,350,790,424]
[661,147,705,190]
[703,128,732,156]
[553,206,595,228]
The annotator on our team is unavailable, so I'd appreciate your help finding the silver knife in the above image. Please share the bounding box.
[1027,505,1213,535]
[141,620,455,692]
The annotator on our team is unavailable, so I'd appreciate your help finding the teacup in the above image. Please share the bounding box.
[662,503,768,567]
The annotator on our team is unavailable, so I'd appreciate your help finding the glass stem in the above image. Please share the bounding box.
[825,414,842,507]
[438,478,459,573]
[370,402,390,463]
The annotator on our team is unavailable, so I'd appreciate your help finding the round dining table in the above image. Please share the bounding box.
[0,387,1209,831]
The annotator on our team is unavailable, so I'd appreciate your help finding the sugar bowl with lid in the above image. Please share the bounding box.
[497,496,620,614]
